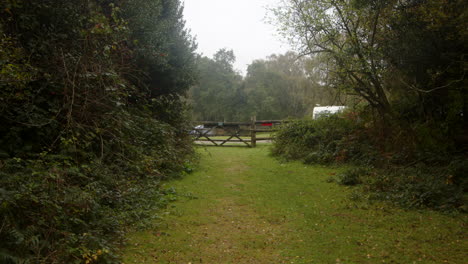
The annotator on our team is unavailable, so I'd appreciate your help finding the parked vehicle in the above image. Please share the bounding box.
[190,125,216,136]
[312,106,346,119]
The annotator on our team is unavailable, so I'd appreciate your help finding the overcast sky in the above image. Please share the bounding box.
[182,0,291,75]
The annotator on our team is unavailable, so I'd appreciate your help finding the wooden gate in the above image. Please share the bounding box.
[190,117,283,147]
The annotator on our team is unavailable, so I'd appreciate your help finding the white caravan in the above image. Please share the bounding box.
[312,106,347,119]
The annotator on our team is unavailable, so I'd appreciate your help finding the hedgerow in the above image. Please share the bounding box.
[271,115,379,165]
[0,0,196,263]
[272,113,467,212]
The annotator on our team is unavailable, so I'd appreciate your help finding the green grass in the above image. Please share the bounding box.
[123,146,467,264]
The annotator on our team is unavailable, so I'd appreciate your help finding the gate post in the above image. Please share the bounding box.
[250,116,256,148]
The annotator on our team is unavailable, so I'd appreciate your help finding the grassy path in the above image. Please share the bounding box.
[123,146,466,264]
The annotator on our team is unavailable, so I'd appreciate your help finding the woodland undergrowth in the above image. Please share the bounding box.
[272,113,467,212]
[0,1,197,263]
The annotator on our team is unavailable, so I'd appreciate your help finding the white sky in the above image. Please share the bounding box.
[182,0,290,75]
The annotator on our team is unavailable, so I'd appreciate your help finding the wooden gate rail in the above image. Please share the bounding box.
[190,117,284,147]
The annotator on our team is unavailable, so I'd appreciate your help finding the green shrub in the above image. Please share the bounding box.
[0,0,197,263]
[362,163,466,211]
[272,114,467,212]
[272,115,370,164]
[0,113,194,263]
[336,167,372,186]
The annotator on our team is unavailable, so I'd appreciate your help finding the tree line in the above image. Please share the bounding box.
[188,49,354,121]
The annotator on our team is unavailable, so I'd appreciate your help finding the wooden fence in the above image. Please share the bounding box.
[190,117,284,147]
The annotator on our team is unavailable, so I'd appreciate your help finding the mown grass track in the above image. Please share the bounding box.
[123,146,467,264]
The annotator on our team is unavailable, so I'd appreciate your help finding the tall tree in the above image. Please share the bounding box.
[189,50,343,121]
[273,0,392,119]
[378,0,467,132]
[188,49,244,121]
[244,52,345,119]
[273,0,467,149]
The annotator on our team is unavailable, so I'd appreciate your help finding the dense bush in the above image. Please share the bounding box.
[0,0,196,263]
[0,114,192,263]
[362,161,467,210]
[272,114,467,212]
[272,114,377,165]
[336,168,371,186]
